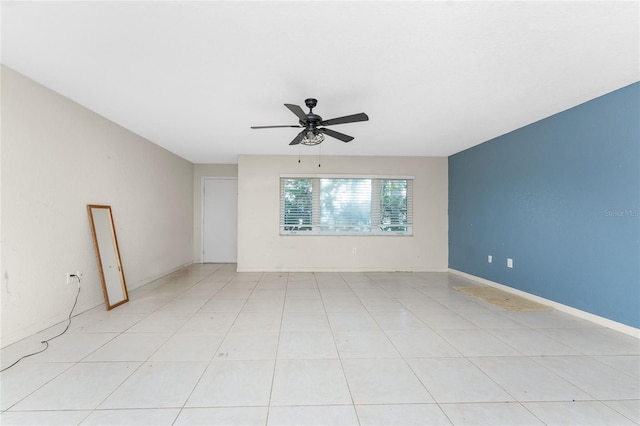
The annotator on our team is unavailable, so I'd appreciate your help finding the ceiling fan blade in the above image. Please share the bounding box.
[319,128,354,143]
[284,104,308,123]
[251,125,302,129]
[289,130,305,145]
[320,112,369,126]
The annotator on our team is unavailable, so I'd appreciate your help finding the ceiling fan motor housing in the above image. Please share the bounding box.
[304,114,322,129]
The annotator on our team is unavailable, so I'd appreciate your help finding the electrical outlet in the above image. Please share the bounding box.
[507,258,513,268]
[488,255,492,263]
[66,271,82,285]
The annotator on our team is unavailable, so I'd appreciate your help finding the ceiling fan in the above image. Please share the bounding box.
[251,98,369,146]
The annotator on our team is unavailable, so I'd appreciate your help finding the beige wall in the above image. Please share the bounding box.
[192,164,238,262]
[1,66,194,346]
[1,67,449,346]
[237,155,448,272]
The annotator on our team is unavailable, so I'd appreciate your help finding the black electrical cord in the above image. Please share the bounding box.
[1,276,81,372]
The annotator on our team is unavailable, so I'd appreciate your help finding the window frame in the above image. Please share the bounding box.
[279,174,414,236]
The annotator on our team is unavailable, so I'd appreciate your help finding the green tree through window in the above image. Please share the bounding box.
[282,178,312,231]
[380,179,408,232]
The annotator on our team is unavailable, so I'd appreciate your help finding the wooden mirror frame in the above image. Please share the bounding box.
[87,205,129,310]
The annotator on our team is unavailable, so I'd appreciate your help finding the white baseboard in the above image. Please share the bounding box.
[449,269,639,339]
[236,266,450,273]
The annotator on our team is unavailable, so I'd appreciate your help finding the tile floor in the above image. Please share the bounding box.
[1,263,638,425]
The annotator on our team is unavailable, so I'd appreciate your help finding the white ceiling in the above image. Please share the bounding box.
[2,1,638,164]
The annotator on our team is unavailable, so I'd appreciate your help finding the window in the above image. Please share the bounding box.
[280,176,413,235]
[282,178,313,232]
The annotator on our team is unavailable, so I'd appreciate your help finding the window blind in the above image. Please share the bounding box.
[280,178,313,232]
[280,177,413,235]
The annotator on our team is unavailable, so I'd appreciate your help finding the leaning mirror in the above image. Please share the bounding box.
[87,205,129,310]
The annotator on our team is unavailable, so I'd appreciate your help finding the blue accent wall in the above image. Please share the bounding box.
[449,82,640,328]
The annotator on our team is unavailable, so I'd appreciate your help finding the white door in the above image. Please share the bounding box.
[203,178,238,263]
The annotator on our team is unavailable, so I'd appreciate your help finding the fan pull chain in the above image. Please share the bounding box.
[318,144,322,167]
[298,145,301,164]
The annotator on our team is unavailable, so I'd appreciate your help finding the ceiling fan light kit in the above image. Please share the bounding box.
[251,98,369,147]
[301,131,324,146]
